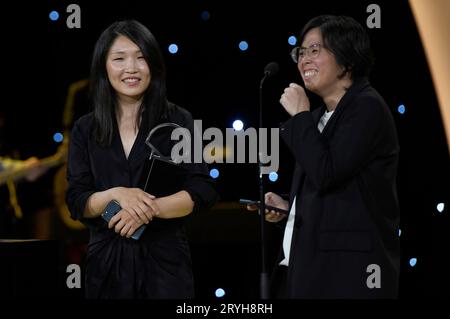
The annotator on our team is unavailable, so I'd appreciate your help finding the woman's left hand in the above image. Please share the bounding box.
[280,83,310,116]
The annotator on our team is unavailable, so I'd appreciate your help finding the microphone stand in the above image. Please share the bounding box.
[258,71,270,299]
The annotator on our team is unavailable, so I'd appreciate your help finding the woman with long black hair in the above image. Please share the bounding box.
[66,20,218,298]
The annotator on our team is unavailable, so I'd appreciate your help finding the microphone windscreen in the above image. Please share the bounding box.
[264,62,279,77]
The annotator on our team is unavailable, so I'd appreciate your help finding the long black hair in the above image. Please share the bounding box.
[300,15,374,79]
[90,20,169,146]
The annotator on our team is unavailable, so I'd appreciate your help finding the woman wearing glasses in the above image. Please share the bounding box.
[66,20,218,298]
[254,15,400,298]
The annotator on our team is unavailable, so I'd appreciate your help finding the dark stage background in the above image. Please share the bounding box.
[0,0,449,300]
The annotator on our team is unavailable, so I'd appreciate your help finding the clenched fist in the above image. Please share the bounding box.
[280,83,311,116]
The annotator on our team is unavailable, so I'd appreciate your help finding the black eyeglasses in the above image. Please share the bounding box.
[290,43,323,63]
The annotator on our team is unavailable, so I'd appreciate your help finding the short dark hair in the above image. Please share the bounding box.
[90,20,169,146]
[300,15,374,79]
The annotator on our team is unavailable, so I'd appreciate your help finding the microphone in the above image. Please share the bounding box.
[261,62,279,89]
[263,61,279,78]
[258,61,279,299]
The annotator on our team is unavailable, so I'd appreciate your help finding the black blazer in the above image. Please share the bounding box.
[279,77,400,298]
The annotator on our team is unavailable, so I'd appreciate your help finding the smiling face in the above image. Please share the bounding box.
[298,27,348,99]
[106,35,151,103]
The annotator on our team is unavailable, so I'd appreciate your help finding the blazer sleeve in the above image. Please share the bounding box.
[280,94,385,192]
[65,118,96,220]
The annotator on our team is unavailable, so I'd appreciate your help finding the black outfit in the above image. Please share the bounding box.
[66,103,218,298]
[277,77,400,298]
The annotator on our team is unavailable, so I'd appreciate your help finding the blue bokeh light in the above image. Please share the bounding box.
[53,132,64,143]
[201,10,210,21]
[215,288,225,298]
[238,41,249,51]
[288,36,297,46]
[210,168,219,179]
[49,11,59,21]
[168,44,179,54]
[269,172,278,182]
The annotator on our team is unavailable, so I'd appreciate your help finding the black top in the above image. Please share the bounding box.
[66,103,218,298]
[279,77,400,298]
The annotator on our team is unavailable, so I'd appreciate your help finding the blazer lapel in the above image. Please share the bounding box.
[321,77,371,137]
[287,105,324,206]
